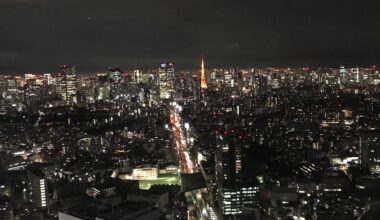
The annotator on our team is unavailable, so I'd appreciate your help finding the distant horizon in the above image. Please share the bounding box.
[0,59,378,75]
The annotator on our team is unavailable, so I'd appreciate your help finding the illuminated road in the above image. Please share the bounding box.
[169,103,218,220]
[170,107,195,174]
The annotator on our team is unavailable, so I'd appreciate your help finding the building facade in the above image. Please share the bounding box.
[216,132,259,219]
[27,166,48,208]
[159,62,175,99]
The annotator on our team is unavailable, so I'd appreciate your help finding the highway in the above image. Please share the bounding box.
[169,107,195,174]
[169,103,218,220]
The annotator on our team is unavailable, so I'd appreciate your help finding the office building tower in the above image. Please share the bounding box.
[340,66,347,83]
[6,76,18,94]
[0,76,6,99]
[216,132,243,217]
[43,73,53,85]
[26,166,48,208]
[59,65,68,102]
[133,70,143,83]
[109,66,128,99]
[60,65,77,105]
[159,62,175,99]
[96,73,111,101]
[356,67,360,83]
[216,132,259,219]
[109,66,122,83]
[67,66,77,101]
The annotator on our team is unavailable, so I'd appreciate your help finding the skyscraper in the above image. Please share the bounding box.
[60,65,77,105]
[216,132,243,217]
[356,67,360,83]
[200,56,208,90]
[109,66,124,99]
[159,62,175,99]
[66,66,77,104]
[26,166,48,208]
[216,131,259,219]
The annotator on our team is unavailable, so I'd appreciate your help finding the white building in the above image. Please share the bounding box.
[132,167,158,180]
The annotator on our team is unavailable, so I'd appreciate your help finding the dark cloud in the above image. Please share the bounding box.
[1,0,380,73]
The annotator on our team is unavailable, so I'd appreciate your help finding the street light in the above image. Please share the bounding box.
[184,122,190,130]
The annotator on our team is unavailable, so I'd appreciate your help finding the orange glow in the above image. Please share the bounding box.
[200,56,208,89]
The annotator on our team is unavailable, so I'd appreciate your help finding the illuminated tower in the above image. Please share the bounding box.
[200,56,208,89]
[159,62,175,99]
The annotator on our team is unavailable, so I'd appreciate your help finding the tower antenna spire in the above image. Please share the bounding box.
[200,55,208,89]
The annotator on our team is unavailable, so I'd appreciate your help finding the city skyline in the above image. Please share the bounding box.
[0,62,379,219]
[2,1,380,220]
[0,61,378,75]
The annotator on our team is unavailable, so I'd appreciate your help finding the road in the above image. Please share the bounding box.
[169,103,218,220]
[169,107,195,174]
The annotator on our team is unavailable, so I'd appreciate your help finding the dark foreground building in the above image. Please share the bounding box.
[216,131,259,219]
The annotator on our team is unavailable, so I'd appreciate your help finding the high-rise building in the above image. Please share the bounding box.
[60,65,77,105]
[133,70,143,83]
[6,76,18,95]
[96,73,111,101]
[26,166,48,208]
[67,66,77,102]
[43,73,53,85]
[340,66,347,83]
[216,132,243,217]
[0,75,6,98]
[216,132,259,219]
[159,62,175,99]
[356,67,360,83]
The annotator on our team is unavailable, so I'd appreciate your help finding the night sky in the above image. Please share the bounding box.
[1,0,380,73]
